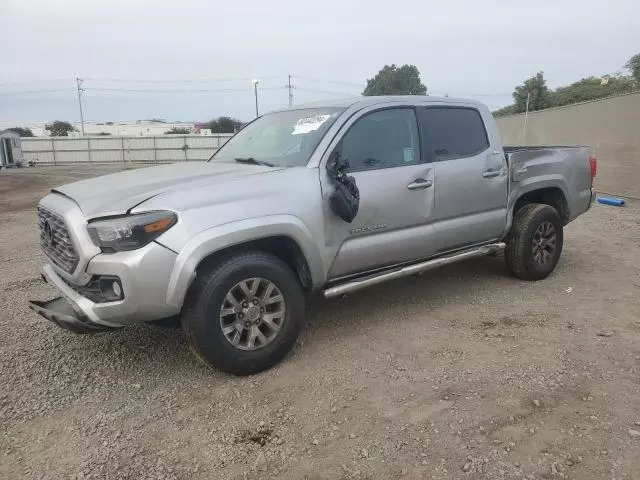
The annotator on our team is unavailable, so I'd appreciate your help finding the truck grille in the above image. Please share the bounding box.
[37,206,79,274]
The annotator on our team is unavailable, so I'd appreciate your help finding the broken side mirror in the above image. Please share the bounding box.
[326,149,348,178]
[326,149,359,223]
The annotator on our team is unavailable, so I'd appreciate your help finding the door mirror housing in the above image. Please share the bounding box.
[326,148,349,177]
[326,149,360,223]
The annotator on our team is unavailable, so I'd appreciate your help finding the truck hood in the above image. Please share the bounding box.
[53,162,283,218]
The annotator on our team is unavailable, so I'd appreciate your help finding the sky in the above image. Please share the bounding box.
[1,0,639,126]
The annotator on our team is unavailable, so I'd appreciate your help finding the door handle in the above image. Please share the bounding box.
[407,178,433,190]
[482,170,501,178]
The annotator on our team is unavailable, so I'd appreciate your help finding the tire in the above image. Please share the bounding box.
[505,203,564,281]
[181,251,305,375]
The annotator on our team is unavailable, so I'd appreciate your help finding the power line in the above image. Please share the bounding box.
[0,76,512,97]
[0,86,512,98]
[83,75,285,83]
[292,75,364,87]
[85,86,285,94]
[0,88,75,96]
[295,87,359,97]
[0,79,72,87]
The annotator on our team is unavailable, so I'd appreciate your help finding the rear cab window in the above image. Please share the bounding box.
[418,107,490,161]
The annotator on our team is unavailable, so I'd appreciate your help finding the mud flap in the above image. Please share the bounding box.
[28,297,121,334]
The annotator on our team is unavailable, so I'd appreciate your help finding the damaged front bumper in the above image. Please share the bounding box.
[29,242,181,334]
[28,297,120,334]
[28,264,124,334]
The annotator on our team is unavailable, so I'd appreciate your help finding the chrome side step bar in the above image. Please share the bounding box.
[323,242,506,298]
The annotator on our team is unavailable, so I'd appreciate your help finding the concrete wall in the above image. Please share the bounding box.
[495,92,640,199]
[20,134,233,165]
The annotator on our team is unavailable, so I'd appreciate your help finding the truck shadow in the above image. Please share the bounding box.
[78,254,510,377]
[304,254,509,330]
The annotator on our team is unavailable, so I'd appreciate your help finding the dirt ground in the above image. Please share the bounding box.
[1,165,639,480]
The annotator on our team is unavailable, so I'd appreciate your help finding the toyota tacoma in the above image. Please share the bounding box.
[29,96,596,375]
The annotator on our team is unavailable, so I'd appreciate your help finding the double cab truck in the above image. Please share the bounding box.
[29,96,596,375]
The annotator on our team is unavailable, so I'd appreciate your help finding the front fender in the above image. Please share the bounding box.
[164,215,325,309]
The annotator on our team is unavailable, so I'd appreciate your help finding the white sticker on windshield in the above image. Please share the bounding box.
[292,114,331,135]
[403,147,414,163]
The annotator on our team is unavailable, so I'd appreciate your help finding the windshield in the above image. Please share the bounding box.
[210,107,345,167]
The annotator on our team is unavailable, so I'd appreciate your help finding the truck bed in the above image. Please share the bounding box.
[504,145,593,224]
[503,145,587,153]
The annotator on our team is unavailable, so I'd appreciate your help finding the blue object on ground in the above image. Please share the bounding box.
[597,196,625,207]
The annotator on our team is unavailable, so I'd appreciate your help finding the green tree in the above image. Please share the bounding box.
[548,75,634,108]
[624,53,640,84]
[492,105,515,117]
[513,72,550,113]
[7,127,34,137]
[363,64,427,96]
[207,116,244,133]
[45,121,76,137]
[164,127,191,134]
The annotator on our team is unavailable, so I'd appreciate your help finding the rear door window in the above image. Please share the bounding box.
[419,107,489,160]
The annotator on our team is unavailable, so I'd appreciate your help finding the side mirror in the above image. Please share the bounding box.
[326,149,349,178]
[326,149,359,223]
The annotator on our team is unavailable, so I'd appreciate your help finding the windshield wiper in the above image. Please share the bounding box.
[234,157,275,167]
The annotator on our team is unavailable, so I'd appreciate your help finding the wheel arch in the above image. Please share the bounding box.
[165,215,325,309]
[505,179,570,236]
[514,187,569,222]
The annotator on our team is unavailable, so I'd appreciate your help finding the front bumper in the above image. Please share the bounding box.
[29,242,181,333]
[28,297,120,334]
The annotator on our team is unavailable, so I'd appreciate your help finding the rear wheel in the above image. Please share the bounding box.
[181,251,305,375]
[505,203,564,280]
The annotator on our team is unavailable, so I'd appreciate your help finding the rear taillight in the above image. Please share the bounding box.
[589,156,597,179]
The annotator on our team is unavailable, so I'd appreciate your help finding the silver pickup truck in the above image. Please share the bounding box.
[29,96,596,375]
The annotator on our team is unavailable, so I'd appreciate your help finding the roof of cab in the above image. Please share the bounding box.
[273,95,485,112]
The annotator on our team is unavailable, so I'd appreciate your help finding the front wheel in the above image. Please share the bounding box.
[181,251,305,375]
[505,203,564,280]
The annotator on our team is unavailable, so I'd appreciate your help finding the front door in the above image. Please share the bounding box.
[417,106,508,251]
[321,107,435,279]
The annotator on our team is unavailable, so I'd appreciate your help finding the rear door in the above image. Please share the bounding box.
[321,107,435,279]
[417,106,507,251]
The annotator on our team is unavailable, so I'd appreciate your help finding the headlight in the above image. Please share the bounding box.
[87,211,177,252]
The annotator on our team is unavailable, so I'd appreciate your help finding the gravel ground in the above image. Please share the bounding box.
[1,165,639,480]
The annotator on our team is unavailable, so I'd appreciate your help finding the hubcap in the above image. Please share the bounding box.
[219,277,286,351]
[532,221,557,265]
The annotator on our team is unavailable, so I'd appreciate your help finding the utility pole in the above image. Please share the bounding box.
[76,77,85,136]
[252,79,259,118]
[522,91,530,143]
[287,74,293,107]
